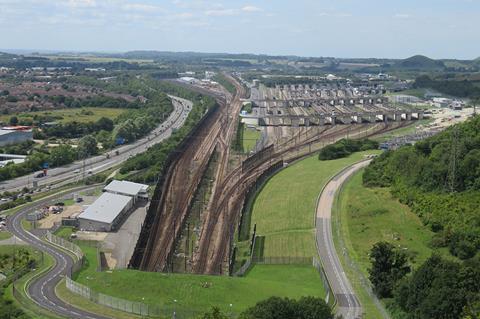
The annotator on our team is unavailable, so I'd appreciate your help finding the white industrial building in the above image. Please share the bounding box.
[77,180,148,232]
[78,193,132,232]
[0,128,33,147]
[103,180,149,203]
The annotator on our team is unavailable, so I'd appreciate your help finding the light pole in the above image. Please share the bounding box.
[173,299,177,319]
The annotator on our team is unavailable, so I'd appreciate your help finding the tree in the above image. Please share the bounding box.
[200,307,229,319]
[9,116,18,126]
[49,145,77,167]
[240,297,333,319]
[95,117,114,131]
[394,255,480,319]
[77,135,98,157]
[368,242,410,298]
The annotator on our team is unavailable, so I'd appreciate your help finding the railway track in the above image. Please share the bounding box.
[138,94,225,272]
[192,120,410,274]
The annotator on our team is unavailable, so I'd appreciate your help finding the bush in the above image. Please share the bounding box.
[240,296,333,319]
[318,138,378,160]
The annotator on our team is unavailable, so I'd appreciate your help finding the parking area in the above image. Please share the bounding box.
[102,203,148,269]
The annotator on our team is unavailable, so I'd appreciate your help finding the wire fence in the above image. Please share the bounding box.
[50,232,233,318]
[45,231,83,260]
[65,274,219,318]
[252,256,313,265]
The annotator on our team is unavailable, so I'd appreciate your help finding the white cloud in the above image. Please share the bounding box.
[394,13,411,19]
[65,0,97,8]
[318,12,352,17]
[205,8,236,16]
[241,5,262,12]
[121,3,163,12]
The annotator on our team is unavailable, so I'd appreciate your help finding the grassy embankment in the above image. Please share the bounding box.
[73,242,324,313]
[250,151,380,258]
[332,169,451,319]
[0,107,125,124]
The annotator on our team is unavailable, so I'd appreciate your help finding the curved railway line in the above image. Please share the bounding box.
[137,74,412,275]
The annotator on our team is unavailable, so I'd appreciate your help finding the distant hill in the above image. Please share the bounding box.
[396,55,445,69]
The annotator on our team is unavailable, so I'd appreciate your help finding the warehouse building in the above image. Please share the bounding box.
[0,127,33,147]
[77,180,149,232]
[78,193,133,232]
[103,180,149,203]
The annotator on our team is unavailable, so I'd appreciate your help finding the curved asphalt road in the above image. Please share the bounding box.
[316,160,371,319]
[0,95,192,193]
[4,95,194,318]
[7,186,108,319]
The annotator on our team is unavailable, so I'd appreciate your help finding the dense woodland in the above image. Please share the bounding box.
[363,116,480,318]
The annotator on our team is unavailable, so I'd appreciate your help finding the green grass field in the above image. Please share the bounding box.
[242,127,261,153]
[332,169,449,318]
[250,151,380,258]
[0,107,126,124]
[335,169,441,272]
[74,244,325,313]
[53,226,74,240]
[0,231,12,240]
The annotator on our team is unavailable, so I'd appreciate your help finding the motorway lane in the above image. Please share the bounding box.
[316,160,371,319]
[7,186,109,319]
[0,95,192,193]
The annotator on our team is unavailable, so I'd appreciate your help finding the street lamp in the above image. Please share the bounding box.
[173,299,177,319]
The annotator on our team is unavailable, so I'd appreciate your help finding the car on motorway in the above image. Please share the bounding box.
[34,172,46,178]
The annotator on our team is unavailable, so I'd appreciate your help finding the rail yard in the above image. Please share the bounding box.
[131,75,418,276]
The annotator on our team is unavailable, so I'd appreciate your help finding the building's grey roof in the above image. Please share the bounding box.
[103,180,148,197]
[78,192,131,224]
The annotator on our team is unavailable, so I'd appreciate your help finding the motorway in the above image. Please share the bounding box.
[0,95,192,193]
[316,160,371,319]
[7,185,107,319]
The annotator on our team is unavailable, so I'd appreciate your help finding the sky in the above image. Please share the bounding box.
[1,0,480,59]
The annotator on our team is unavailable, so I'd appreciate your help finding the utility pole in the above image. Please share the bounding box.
[447,126,460,193]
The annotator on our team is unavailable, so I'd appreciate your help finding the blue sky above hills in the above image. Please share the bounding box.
[1,0,479,59]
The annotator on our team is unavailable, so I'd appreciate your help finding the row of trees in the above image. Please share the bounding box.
[120,92,216,183]
[0,136,95,182]
[318,138,379,160]
[33,117,114,139]
[414,75,480,99]
[363,116,480,259]
[200,297,333,319]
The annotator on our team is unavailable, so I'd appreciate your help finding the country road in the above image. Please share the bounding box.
[0,95,192,193]
[316,160,372,319]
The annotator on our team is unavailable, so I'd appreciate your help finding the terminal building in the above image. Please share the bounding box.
[77,180,149,232]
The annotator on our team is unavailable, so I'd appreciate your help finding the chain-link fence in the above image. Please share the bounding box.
[313,257,334,307]
[45,231,83,260]
[65,276,220,318]
[252,256,312,265]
